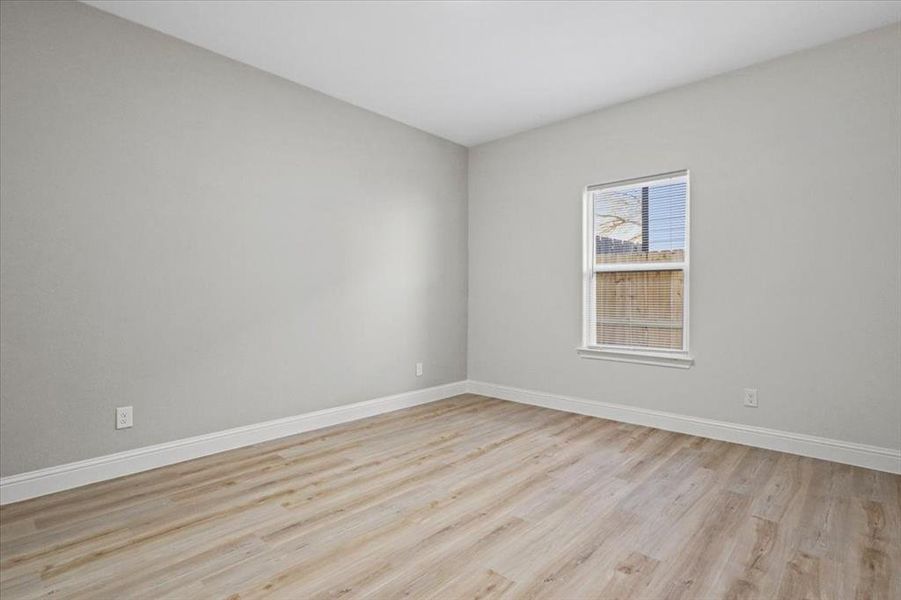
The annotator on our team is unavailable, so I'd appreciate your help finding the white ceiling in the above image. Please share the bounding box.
[82,1,900,146]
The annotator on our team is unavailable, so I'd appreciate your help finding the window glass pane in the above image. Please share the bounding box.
[595,270,683,349]
[594,176,686,264]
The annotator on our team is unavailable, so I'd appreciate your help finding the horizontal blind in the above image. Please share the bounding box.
[596,270,684,349]
[591,173,687,350]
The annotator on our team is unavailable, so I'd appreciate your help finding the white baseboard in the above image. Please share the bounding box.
[3,378,896,505]
[0,381,467,505]
[467,380,901,474]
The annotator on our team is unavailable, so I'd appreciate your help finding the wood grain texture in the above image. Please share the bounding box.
[1,394,898,599]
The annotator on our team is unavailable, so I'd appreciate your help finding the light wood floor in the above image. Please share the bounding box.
[1,394,899,599]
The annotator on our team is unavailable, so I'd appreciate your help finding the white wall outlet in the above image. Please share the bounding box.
[743,388,758,408]
[415,362,423,377]
[116,406,133,429]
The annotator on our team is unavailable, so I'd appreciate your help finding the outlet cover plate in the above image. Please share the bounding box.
[116,406,133,429]
[743,388,758,408]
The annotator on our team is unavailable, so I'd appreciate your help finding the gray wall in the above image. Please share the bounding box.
[468,24,901,450]
[0,0,468,476]
[2,1,898,479]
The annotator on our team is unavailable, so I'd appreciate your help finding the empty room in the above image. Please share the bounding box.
[1,1,899,598]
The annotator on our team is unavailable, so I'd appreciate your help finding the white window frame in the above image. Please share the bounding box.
[577,170,694,368]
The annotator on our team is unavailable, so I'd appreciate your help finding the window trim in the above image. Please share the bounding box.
[578,169,693,368]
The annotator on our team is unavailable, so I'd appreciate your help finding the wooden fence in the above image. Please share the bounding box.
[595,248,684,349]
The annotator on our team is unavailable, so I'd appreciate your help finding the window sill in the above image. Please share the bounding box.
[576,346,694,369]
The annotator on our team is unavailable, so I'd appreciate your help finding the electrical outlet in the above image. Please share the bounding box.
[415,362,423,377]
[116,406,133,429]
[743,388,758,408]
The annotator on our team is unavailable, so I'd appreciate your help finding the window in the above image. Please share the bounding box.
[578,171,692,368]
